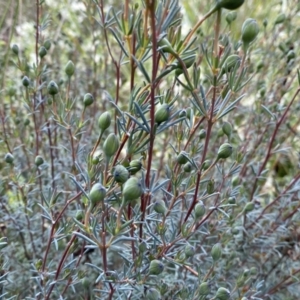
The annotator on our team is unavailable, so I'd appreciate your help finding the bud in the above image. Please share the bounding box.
[155,103,170,124]
[215,287,230,300]
[222,122,232,138]
[183,162,193,173]
[184,244,195,258]
[123,177,143,203]
[221,54,241,74]
[274,13,286,25]
[244,201,254,213]
[65,60,75,77]
[201,159,211,171]
[194,202,205,220]
[24,118,30,126]
[211,243,222,262]
[12,44,19,55]
[43,39,51,50]
[153,199,167,215]
[4,153,14,164]
[35,155,44,167]
[47,81,59,95]
[216,0,244,10]
[250,267,257,275]
[225,11,237,25]
[287,50,296,61]
[98,111,111,131]
[175,54,196,76]
[199,282,210,296]
[83,93,94,107]
[146,288,161,300]
[22,76,30,87]
[176,151,189,165]
[113,165,129,184]
[206,179,215,194]
[149,259,164,275]
[75,210,84,221]
[227,196,236,204]
[103,133,119,157]
[217,143,233,160]
[199,129,206,139]
[241,19,259,46]
[39,46,47,58]
[89,183,106,206]
[129,159,142,174]
[263,19,268,28]
[139,241,147,253]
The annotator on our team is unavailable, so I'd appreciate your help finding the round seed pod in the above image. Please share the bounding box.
[123,177,143,203]
[215,287,230,300]
[176,151,189,165]
[146,288,161,300]
[35,155,44,167]
[184,244,195,258]
[89,183,106,206]
[201,159,211,171]
[183,162,193,173]
[221,54,241,74]
[217,143,233,160]
[199,282,210,296]
[228,196,236,204]
[244,201,254,213]
[216,0,244,10]
[194,201,206,220]
[149,259,164,275]
[75,210,84,221]
[43,40,51,50]
[242,19,259,46]
[103,133,119,157]
[65,60,75,77]
[113,165,129,184]
[39,46,47,58]
[206,179,215,194]
[211,243,222,262]
[153,199,167,215]
[275,13,286,25]
[155,103,170,124]
[250,267,257,275]
[139,241,147,253]
[22,76,30,87]
[83,93,94,107]
[12,44,19,55]
[199,129,206,139]
[129,159,142,174]
[4,153,14,164]
[222,121,232,137]
[47,81,59,95]
[98,111,111,131]
[225,11,237,25]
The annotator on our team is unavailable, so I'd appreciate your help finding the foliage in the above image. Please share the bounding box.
[1,0,300,299]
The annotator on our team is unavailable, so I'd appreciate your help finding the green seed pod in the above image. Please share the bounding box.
[4,153,14,164]
[75,210,84,221]
[176,151,189,165]
[217,143,233,160]
[199,282,210,296]
[43,39,51,50]
[231,227,239,235]
[225,11,237,25]
[228,196,236,204]
[287,50,296,61]
[175,54,196,76]
[113,165,129,184]
[22,76,30,87]
[216,0,244,10]
[184,244,195,258]
[12,44,19,55]
[275,13,286,25]
[65,60,75,77]
[153,199,167,215]
[98,111,111,131]
[123,177,143,203]
[103,133,119,157]
[241,19,259,46]
[81,277,91,290]
[199,129,206,139]
[89,183,106,205]
[83,93,94,107]
[221,54,241,74]
[146,288,161,300]
[206,179,215,194]
[201,159,211,171]
[24,118,30,126]
[155,103,170,124]
[149,259,164,275]
[139,241,147,253]
[243,269,250,277]
[222,121,232,137]
[158,37,176,55]
[263,19,268,28]
[244,201,254,212]
[215,287,230,300]
[183,162,193,173]
[47,81,59,95]
[35,155,44,167]
[194,201,206,220]
[211,243,222,262]
[129,159,142,174]
[250,267,257,275]
[39,46,47,58]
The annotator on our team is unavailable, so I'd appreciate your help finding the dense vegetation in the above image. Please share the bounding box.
[1,0,300,299]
